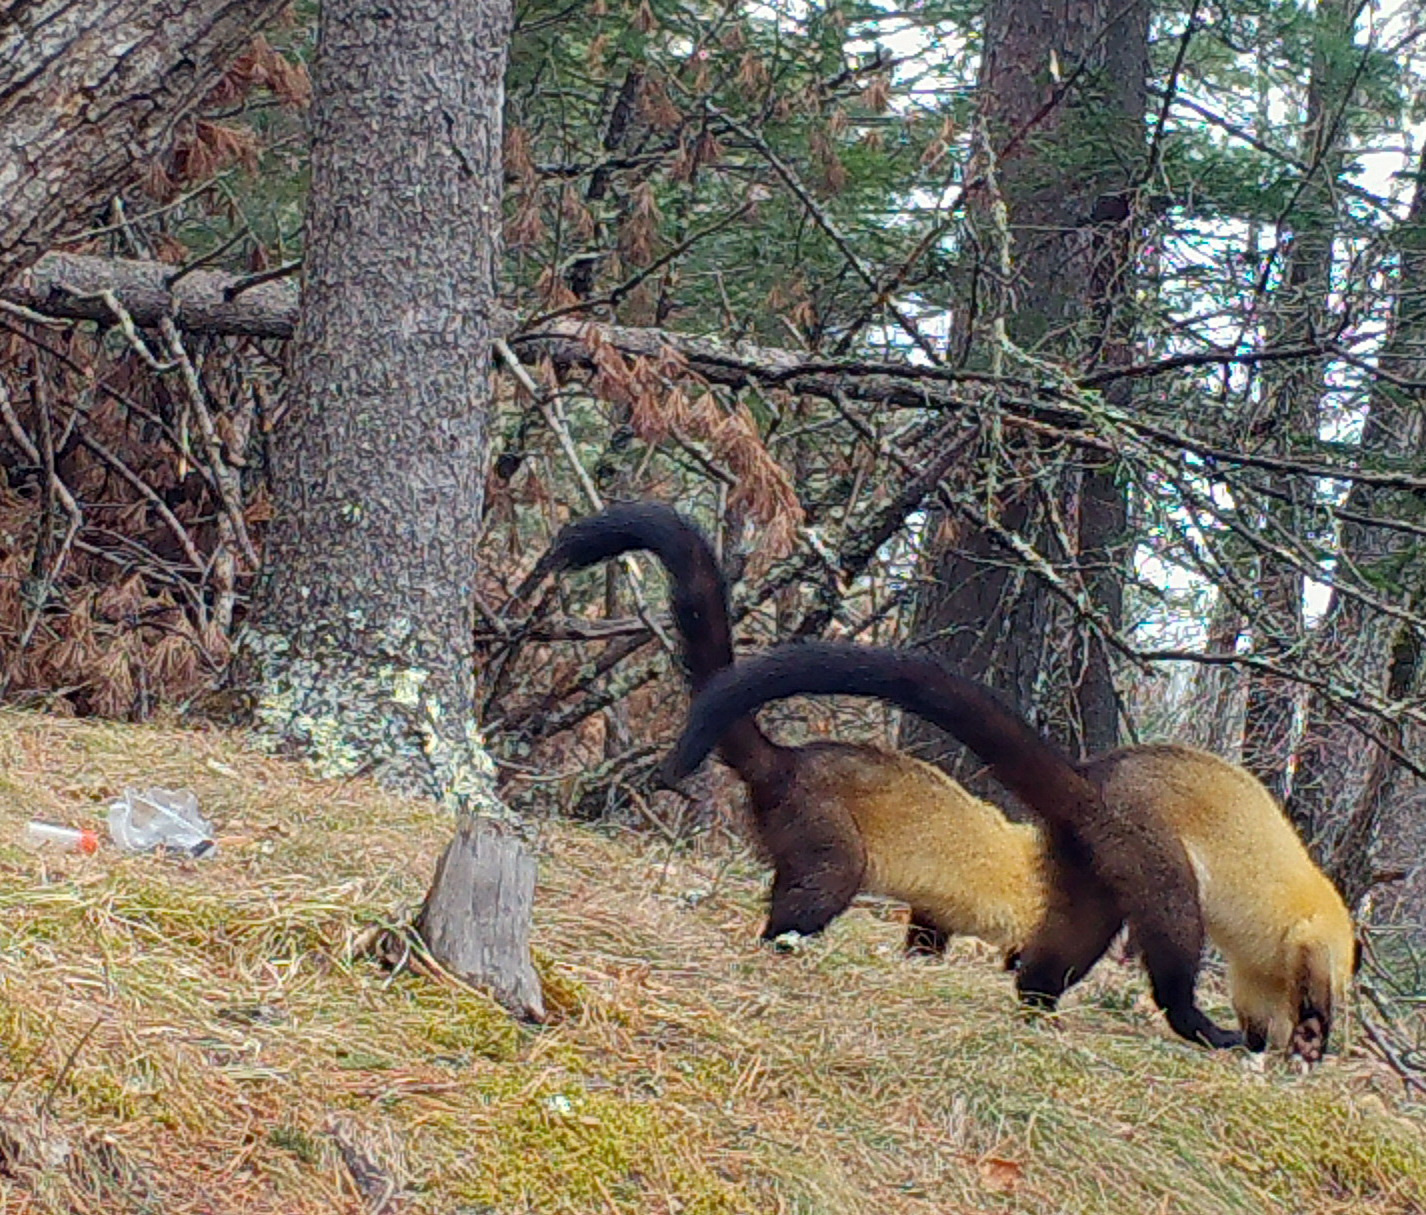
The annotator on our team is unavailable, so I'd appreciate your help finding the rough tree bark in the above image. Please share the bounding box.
[1185,597,1248,759]
[1353,644,1426,926]
[0,0,287,284]
[1324,631,1422,909]
[232,0,541,1017]
[900,0,1147,779]
[1239,0,1354,805]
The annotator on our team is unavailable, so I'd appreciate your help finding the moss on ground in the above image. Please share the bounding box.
[0,707,1420,1214]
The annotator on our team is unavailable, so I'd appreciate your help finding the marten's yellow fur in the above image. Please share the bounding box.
[672,642,1358,1061]
[1090,745,1355,1056]
[536,505,1239,1051]
[802,746,1047,952]
[741,740,1355,1056]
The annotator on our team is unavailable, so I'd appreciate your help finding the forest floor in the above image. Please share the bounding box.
[0,708,1422,1215]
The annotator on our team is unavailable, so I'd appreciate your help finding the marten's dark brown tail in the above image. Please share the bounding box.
[535,503,779,780]
[667,639,1096,832]
[668,640,1242,1050]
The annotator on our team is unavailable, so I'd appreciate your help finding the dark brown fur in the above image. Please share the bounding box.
[667,640,1243,1050]
[531,503,780,783]
[536,507,1239,1049]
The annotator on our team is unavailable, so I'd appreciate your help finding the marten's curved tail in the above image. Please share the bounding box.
[533,503,779,779]
[668,639,1241,1050]
[666,639,1098,834]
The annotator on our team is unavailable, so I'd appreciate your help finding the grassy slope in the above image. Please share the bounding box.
[0,709,1421,1215]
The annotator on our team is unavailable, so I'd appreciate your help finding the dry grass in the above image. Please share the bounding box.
[0,708,1421,1214]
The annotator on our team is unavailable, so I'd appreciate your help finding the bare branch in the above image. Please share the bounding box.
[6,252,301,339]
[479,616,658,643]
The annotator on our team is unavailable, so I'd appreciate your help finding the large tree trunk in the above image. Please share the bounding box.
[901,0,1147,779]
[0,0,287,283]
[1354,635,1426,927]
[1239,0,1354,805]
[233,0,541,1018]
[1324,629,1422,910]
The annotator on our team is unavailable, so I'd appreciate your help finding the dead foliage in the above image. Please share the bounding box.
[143,34,309,202]
[0,323,260,718]
[0,708,1421,1215]
[579,327,803,567]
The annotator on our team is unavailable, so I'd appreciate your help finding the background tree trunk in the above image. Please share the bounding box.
[1289,140,1426,896]
[233,0,540,1018]
[0,0,287,283]
[1185,598,1248,758]
[900,0,1147,780]
[1355,642,1426,926]
[1239,0,1354,804]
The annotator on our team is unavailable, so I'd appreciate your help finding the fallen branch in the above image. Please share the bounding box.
[13,255,1426,497]
[6,252,302,339]
[4,251,519,342]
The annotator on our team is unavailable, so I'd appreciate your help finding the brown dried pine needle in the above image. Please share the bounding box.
[0,707,1421,1214]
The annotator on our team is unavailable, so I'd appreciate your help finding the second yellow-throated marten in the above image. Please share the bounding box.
[668,640,1357,1061]
[532,504,1240,1050]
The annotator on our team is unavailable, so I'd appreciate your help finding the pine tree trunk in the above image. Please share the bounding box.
[0,0,287,283]
[1324,629,1421,909]
[1240,0,1355,804]
[1289,141,1426,873]
[901,0,1147,778]
[1355,636,1425,927]
[233,0,541,1019]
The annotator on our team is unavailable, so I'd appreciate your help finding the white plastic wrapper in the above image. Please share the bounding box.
[108,787,216,858]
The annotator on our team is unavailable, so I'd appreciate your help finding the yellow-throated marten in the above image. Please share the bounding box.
[668,640,1358,1061]
[532,504,1240,1051]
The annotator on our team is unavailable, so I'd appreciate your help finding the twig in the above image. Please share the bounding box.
[1143,2,1201,189]
[0,378,84,699]
[523,201,756,330]
[493,337,678,658]
[165,227,248,290]
[793,419,978,638]
[0,299,72,327]
[497,339,606,510]
[478,616,658,643]
[488,608,653,727]
[705,102,943,364]
[524,659,663,744]
[615,759,684,843]
[1159,91,1396,219]
[75,432,206,573]
[1358,1010,1426,1096]
[157,316,260,569]
[1165,462,1426,636]
[223,258,302,300]
[1135,648,1426,777]
[0,314,193,454]
[94,289,175,371]
[42,1016,104,1117]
